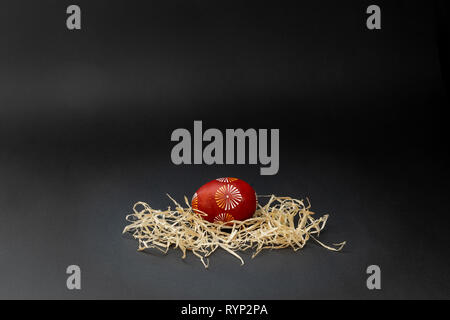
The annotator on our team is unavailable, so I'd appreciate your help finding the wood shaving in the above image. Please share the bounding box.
[123,195,346,268]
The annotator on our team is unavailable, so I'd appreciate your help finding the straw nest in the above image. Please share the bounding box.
[123,195,345,268]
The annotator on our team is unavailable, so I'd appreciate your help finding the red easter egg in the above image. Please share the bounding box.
[192,177,257,223]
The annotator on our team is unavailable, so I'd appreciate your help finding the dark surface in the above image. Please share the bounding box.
[1,0,450,299]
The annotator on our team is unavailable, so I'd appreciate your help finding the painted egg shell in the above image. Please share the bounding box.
[192,177,257,223]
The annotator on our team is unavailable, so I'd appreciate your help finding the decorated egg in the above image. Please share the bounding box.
[192,177,257,223]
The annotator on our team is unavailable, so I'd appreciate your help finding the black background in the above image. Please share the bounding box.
[0,0,449,299]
